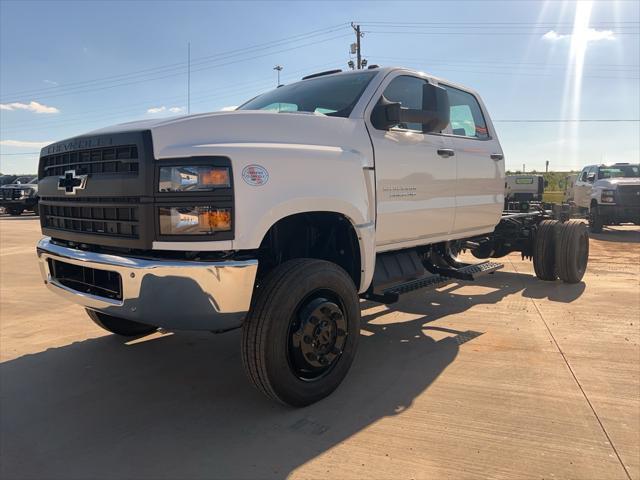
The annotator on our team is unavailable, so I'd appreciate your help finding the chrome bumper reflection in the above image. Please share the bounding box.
[36,237,258,331]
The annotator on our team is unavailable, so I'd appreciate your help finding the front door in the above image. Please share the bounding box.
[366,73,456,249]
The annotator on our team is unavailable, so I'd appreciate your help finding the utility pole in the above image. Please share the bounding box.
[351,22,363,69]
[545,160,549,173]
[522,163,526,173]
[273,65,283,86]
[187,42,191,115]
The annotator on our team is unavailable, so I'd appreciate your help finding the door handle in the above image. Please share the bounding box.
[490,153,504,161]
[437,149,455,158]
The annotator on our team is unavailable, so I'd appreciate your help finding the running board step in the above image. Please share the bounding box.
[363,274,450,304]
[433,261,504,281]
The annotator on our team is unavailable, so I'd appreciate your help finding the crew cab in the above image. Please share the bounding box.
[1,175,39,216]
[35,67,589,406]
[573,163,640,232]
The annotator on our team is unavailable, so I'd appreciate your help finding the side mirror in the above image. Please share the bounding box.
[371,83,450,133]
[587,172,596,183]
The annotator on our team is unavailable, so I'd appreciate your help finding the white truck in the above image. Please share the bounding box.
[504,174,546,210]
[573,163,640,232]
[36,67,589,406]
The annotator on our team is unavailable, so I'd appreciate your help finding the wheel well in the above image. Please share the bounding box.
[257,212,361,288]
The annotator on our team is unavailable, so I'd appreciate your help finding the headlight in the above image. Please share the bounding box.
[601,189,616,203]
[158,166,230,192]
[159,206,231,235]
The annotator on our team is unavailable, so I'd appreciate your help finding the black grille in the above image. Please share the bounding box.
[40,145,139,178]
[1,188,21,200]
[41,202,139,238]
[48,258,122,300]
[618,185,640,206]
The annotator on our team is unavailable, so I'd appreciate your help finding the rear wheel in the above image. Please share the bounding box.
[86,309,158,336]
[589,205,603,233]
[533,220,559,281]
[242,259,360,407]
[556,220,589,284]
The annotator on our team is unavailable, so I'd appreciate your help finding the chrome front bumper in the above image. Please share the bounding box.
[36,237,258,331]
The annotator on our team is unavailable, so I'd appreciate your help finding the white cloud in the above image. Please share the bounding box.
[43,79,59,86]
[221,106,238,111]
[147,106,185,114]
[0,139,52,149]
[542,28,615,42]
[0,101,60,114]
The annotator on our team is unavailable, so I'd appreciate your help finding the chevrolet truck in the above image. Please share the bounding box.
[36,67,589,406]
[1,175,39,216]
[573,163,640,233]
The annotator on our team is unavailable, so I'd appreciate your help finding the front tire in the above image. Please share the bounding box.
[7,207,24,216]
[242,259,360,407]
[86,309,158,336]
[589,205,603,233]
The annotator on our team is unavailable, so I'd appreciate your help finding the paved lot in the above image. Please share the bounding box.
[1,214,639,480]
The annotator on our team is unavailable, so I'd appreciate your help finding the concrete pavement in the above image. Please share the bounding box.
[1,215,638,479]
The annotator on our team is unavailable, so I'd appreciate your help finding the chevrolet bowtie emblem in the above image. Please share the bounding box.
[58,170,88,195]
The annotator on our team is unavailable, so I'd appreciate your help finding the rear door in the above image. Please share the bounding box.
[365,73,456,249]
[438,84,504,237]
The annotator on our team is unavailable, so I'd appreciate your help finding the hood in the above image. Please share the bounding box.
[1,183,37,190]
[594,177,640,188]
[87,110,370,159]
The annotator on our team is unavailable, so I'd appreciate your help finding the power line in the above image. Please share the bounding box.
[0,24,350,102]
[494,119,640,123]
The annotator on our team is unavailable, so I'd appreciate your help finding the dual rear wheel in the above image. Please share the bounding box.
[533,219,589,283]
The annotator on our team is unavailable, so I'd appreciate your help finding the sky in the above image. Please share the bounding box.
[0,0,638,174]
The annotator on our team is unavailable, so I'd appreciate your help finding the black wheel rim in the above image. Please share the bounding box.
[287,290,348,382]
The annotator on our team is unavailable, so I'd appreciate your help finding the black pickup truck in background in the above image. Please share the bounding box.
[0,175,39,216]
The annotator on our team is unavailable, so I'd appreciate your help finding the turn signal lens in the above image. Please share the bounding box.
[198,209,231,231]
[159,207,232,235]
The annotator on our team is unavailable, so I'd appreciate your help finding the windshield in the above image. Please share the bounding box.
[0,175,17,185]
[238,71,377,118]
[598,164,640,179]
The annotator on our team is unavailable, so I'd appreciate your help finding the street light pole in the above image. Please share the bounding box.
[274,65,283,86]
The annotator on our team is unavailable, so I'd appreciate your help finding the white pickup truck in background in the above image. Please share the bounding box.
[35,67,590,406]
[573,163,640,232]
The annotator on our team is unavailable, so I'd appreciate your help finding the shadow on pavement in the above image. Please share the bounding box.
[589,227,640,244]
[0,269,577,479]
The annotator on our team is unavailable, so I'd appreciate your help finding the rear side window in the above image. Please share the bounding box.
[442,86,489,140]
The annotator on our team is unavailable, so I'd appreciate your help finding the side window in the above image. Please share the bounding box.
[442,86,489,139]
[579,168,590,182]
[381,75,428,132]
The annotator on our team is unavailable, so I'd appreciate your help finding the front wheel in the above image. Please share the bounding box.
[241,259,360,407]
[7,207,24,216]
[589,205,603,233]
[86,309,158,336]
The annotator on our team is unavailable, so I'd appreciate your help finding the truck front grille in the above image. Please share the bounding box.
[40,199,140,239]
[1,188,21,200]
[617,185,640,207]
[48,258,122,300]
[40,145,139,178]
